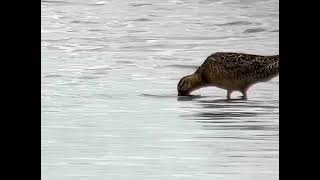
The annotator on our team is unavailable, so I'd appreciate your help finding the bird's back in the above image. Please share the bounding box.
[196,52,279,90]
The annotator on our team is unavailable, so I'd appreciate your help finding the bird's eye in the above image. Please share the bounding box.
[180,82,189,91]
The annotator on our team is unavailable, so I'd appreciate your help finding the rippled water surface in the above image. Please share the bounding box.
[41,0,279,179]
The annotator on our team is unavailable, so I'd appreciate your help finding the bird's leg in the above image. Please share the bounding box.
[240,89,247,100]
[227,90,232,100]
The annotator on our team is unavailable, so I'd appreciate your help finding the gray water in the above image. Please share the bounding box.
[41,0,279,179]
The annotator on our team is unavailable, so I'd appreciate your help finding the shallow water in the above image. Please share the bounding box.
[41,0,279,179]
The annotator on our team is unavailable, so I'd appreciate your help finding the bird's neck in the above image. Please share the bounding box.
[189,73,205,91]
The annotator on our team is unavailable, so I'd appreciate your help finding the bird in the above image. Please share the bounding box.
[177,52,279,99]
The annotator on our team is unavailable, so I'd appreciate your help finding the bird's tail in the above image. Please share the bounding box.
[268,55,279,73]
[263,55,279,80]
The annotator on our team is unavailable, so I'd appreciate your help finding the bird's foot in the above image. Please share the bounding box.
[241,95,247,100]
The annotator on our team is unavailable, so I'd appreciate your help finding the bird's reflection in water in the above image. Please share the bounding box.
[178,96,279,131]
[176,95,204,101]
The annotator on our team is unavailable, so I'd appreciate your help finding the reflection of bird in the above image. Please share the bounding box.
[177,52,279,99]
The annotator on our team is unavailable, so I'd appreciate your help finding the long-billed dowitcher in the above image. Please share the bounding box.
[177,52,279,99]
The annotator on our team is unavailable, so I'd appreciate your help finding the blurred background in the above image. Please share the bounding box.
[41,0,279,179]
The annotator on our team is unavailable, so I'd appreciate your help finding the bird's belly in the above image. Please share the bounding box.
[207,78,251,91]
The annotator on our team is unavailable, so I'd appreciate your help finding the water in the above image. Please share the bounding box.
[41,0,279,179]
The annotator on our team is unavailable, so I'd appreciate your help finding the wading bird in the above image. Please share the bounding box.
[177,52,279,99]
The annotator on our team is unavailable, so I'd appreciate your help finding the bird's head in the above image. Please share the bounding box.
[177,74,202,96]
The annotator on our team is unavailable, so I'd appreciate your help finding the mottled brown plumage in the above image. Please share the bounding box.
[177,52,279,99]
